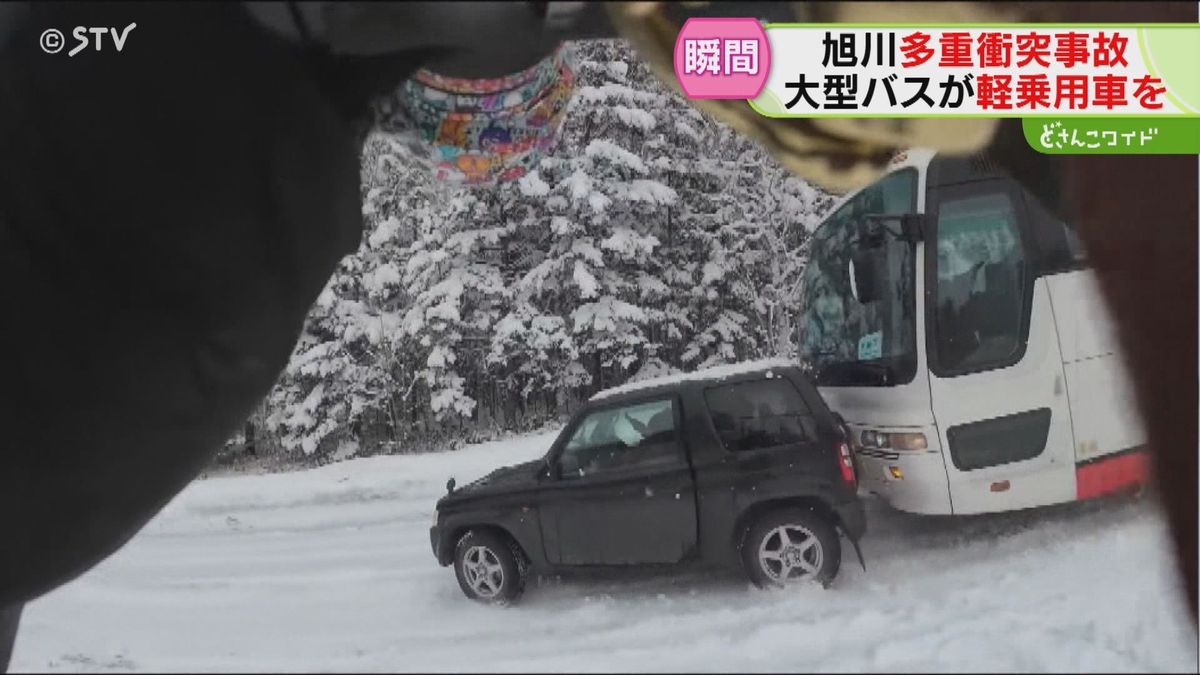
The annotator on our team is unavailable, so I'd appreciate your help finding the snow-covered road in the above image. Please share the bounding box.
[11,431,1197,672]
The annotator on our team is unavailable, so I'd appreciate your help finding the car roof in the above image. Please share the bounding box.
[588,357,802,405]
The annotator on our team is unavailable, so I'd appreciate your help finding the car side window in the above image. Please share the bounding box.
[558,398,679,479]
[704,378,815,453]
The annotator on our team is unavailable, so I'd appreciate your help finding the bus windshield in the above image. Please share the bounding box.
[798,169,918,387]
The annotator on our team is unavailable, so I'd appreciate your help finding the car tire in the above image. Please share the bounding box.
[742,507,842,589]
[453,529,526,604]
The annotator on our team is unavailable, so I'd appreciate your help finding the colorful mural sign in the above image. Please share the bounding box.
[400,45,578,185]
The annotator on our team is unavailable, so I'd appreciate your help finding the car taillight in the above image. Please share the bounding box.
[837,441,856,487]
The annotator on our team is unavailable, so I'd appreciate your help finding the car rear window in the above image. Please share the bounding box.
[704,377,816,452]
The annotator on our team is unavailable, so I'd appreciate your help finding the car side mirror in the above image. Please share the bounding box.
[542,457,562,481]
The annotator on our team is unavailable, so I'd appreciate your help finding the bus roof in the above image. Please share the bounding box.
[818,148,938,219]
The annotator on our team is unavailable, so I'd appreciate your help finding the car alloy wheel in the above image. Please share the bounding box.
[461,545,505,599]
[757,523,824,583]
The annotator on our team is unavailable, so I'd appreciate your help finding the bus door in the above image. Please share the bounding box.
[924,178,1076,514]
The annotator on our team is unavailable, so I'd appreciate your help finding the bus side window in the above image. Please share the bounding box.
[1024,188,1088,273]
[1059,221,1088,265]
[934,191,1027,373]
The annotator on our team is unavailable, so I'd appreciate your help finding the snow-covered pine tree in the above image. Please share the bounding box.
[399,188,512,428]
[513,42,682,393]
[264,129,436,458]
[255,38,836,463]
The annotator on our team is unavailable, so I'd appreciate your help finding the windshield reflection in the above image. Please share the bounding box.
[798,169,918,387]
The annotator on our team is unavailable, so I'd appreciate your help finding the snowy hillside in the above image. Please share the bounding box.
[12,431,1196,673]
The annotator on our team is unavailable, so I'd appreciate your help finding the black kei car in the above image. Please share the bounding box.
[429,359,866,603]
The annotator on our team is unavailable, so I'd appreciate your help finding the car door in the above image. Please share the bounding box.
[538,396,697,566]
[925,178,1076,514]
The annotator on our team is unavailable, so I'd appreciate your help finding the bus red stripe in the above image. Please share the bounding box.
[1076,448,1150,499]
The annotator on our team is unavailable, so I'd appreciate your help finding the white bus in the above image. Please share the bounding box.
[797,148,1148,516]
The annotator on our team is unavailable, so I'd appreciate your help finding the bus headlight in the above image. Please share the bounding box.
[860,430,928,451]
[888,432,928,451]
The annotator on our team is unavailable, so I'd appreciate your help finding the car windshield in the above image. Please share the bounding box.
[797,169,918,386]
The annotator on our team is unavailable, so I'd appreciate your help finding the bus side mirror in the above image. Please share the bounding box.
[849,212,925,304]
[848,249,882,304]
[863,213,926,243]
[899,213,927,242]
